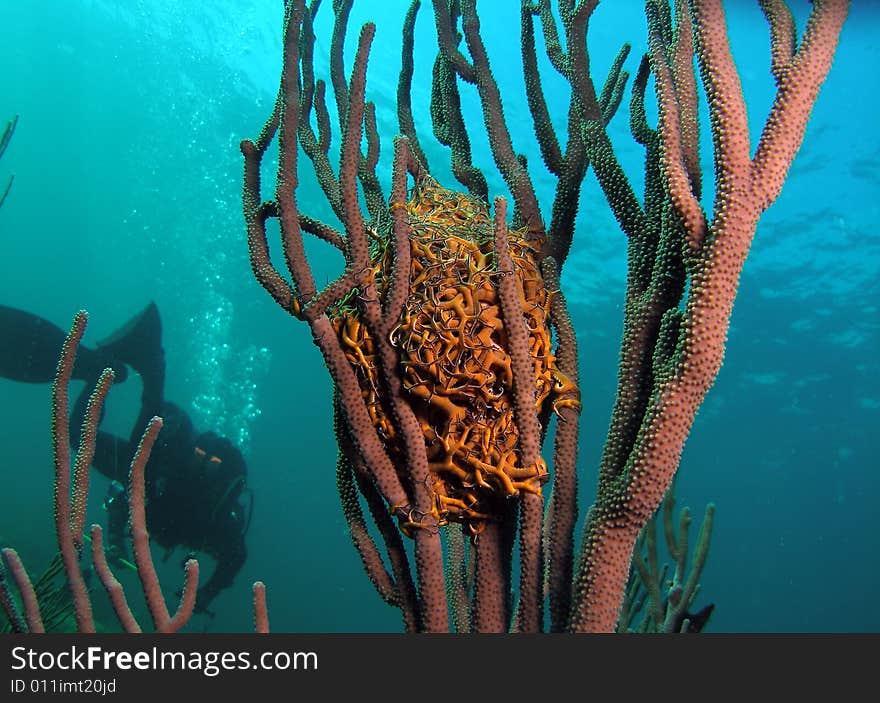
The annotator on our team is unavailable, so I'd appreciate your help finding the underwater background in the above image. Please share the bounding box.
[0,1,876,633]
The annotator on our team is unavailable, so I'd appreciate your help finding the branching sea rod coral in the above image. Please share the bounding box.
[0,114,17,209]
[242,0,623,633]
[242,0,847,633]
[1,312,198,633]
[0,0,848,637]
[0,311,270,634]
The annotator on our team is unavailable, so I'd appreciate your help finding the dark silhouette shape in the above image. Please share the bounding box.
[0,115,17,209]
[671,603,715,634]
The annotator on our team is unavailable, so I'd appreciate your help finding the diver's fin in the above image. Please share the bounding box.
[683,603,715,633]
[0,305,126,384]
[96,301,163,381]
[0,305,70,382]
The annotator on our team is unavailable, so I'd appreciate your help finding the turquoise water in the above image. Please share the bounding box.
[0,1,876,632]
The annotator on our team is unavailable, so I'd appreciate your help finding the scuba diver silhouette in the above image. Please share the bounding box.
[0,302,251,616]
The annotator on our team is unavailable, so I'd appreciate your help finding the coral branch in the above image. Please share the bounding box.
[3,311,209,633]
[90,525,141,633]
[253,582,269,633]
[570,0,848,633]
[70,368,115,552]
[51,311,95,632]
[130,417,199,633]
[0,549,44,633]
[0,114,16,209]
[242,0,846,635]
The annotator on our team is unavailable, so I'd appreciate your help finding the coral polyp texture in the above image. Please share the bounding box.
[330,175,579,534]
[0,0,850,636]
[237,0,847,633]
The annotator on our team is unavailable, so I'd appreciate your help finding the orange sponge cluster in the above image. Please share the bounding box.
[330,176,579,533]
